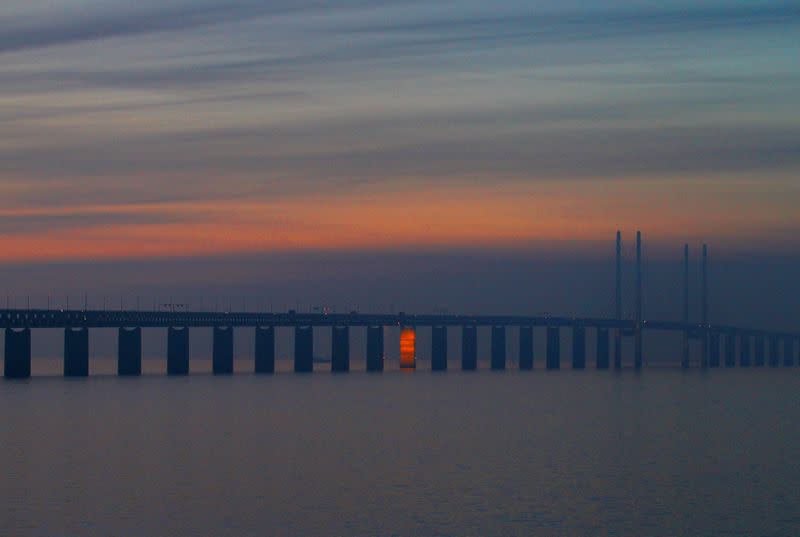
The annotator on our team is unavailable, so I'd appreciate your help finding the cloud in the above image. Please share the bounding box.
[2,111,798,189]
[0,0,405,55]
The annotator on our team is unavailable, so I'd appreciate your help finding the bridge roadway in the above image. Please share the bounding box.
[2,308,799,378]
[0,309,798,339]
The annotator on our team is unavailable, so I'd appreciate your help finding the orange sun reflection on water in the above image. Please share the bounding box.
[400,327,416,370]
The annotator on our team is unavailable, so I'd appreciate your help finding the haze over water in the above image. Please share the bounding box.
[2,367,799,536]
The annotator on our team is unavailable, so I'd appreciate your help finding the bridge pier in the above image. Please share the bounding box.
[167,327,190,375]
[255,326,275,374]
[768,336,780,367]
[366,326,384,372]
[491,326,505,370]
[331,326,350,372]
[462,326,477,371]
[754,336,765,367]
[212,326,234,375]
[118,327,141,376]
[596,328,610,369]
[682,329,690,369]
[294,326,313,373]
[572,326,586,370]
[546,327,560,370]
[724,333,736,367]
[4,328,31,379]
[709,332,720,368]
[64,327,89,377]
[519,326,533,370]
[783,338,794,367]
[431,326,447,371]
[739,333,751,367]
[614,329,622,369]
[634,326,643,370]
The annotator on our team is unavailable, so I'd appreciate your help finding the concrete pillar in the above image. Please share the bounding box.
[739,333,751,367]
[167,327,190,375]
[64,328,89,377]
[596,328,610,369]
[491,326,505,370]
[634,327,643,370]
[462,326,477,371]
[572,326,586,370]
[212,326,234,375]
[708,332,720,368]
[294,326,313,373]
[519,326,533,370]
[546,327,560,370]
[681,330,690,369]
[255,326,275,374]
[64,327,89,377]
[724,333,736,367]
[118,327,142,376]
[768,336,780,367]
[797,338,800,367]
[331,326,350,373]
[783,338,794,367]
[754,336,765,367]
[366,326,384,372]
[431,326,447,371]
[4,328,31,379]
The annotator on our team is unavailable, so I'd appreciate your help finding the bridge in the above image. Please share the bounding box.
[2,232,799,377]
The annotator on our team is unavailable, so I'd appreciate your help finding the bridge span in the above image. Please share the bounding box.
[2,232,798,378]
[1,308,798,378]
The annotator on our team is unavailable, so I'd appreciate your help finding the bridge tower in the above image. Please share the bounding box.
[682,244,690,368]
[634,231,643,369]
[614,231,622,369]
[701,244,709,368]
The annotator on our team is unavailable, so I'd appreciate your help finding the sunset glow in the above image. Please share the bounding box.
[400,328,416,369]
[0,176,797,263]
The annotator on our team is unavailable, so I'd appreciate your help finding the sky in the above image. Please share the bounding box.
[1,0,799,334]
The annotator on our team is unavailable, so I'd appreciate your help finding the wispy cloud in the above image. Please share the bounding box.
[0,0,798,260]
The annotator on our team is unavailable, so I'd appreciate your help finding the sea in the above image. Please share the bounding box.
[1,359,799,536]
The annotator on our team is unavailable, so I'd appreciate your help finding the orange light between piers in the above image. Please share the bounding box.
[400,327,416,369]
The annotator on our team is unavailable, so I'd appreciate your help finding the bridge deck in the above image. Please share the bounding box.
[1,309,797,338]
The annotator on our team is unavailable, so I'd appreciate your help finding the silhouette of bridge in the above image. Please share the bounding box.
[3,232,798,378]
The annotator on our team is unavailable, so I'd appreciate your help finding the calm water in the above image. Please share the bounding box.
[1,363,799,536]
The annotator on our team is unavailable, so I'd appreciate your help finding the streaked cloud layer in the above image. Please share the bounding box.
[1,0,798,261]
